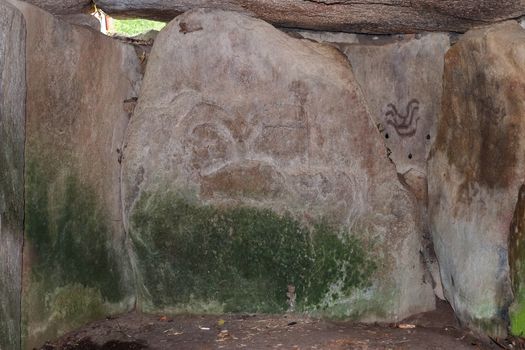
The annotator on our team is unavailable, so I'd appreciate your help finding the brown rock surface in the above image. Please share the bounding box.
[22,0,91,15]
[342,34,450,302]
[0,1,25,349]
[5,0,143,348]
[57,13,101,31]
[98,0,525,34]
[122,9,435,321]
[340,33,449,190]
[301,33,450,302]
[429,21,525,337]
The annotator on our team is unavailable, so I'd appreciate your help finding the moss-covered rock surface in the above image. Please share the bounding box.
[10,1,143,346]
[122,8,435,323]
[0,2,25,350]
[130,191,377,315]
[23,161,131,348]
[510,185,525,336]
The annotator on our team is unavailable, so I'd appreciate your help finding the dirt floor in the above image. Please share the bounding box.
[39,300,521,350]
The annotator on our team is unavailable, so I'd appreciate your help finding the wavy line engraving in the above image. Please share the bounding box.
[385,99,420,137]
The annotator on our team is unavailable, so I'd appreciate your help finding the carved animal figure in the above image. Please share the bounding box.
[385,99,420,137]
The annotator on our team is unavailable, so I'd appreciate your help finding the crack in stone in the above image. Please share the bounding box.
[301,0,411,7]
[300,0,523,24]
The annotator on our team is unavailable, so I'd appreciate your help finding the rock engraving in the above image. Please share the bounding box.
[385,99,420,137]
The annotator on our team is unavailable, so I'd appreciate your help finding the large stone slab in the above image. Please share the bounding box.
[97,0,525,34]
[339,33,450,300]
[340,34,450,198]
[429,21,525,337]
[57,14,101,31]
[122,9,434,321]
[0,2,25,349]
[22,0,91,15]
[5,1,143,348]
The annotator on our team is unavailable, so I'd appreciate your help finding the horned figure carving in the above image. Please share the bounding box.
[385,99,420,137]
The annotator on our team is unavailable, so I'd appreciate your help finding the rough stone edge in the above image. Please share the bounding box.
[0,1,25,349]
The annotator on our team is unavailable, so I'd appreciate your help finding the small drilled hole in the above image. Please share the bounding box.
[385,133,389,139]
[408,153,413,159]
[426,134,431,140]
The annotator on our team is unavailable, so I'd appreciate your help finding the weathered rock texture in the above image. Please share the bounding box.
[339,33,450,301]
[22,0,91,15]
[286,29,359,44]
[57,13,101,31]
[341,33,449,198]
[122,9,434,321]
[429,21,525,337]
[5,1,143,348]
[98,0,525,34]
[0,2,25,349]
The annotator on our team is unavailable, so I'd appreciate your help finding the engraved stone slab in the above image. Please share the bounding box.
[122,9,435,321]
[341,34,450,182]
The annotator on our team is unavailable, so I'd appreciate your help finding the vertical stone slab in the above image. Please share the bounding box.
[122,9,434,322]
[341,34,450,190]
[5,1,142,348]
[339,35,450,299]
[429,21,525,337]
[0,2,25,349]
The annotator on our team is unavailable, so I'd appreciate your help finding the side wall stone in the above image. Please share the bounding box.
[0,1,25,349]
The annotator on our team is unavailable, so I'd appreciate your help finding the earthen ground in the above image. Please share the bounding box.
[38,300,524,349]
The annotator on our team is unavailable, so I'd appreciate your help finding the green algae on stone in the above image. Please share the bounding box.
[23,281,108,349]
[509,185,525,336]
[510,289,525,336]
[307,285,395,321]
[0,3,25,349]
[0,119,25,350]
[45,284,105,326]
[23,161,129,347]
[469,314,510,338]
[130,191,377,314]
[25,162,125,301]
